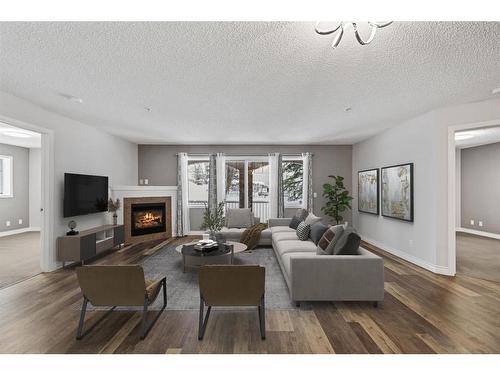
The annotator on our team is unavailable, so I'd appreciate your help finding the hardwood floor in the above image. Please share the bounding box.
[0,231,41,289]
[457,232,500,283]
[0,236,499,354]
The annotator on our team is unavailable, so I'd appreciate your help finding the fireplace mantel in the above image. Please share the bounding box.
[110,185,178,236]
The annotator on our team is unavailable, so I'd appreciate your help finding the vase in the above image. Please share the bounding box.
[112,213,118,225]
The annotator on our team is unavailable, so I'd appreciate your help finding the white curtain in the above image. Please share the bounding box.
[176,152,190,236]
[216,153,226,205]
[268,153,280,219]
[302,152,313,212]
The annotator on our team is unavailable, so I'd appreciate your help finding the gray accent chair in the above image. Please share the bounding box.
[268,218,384,306]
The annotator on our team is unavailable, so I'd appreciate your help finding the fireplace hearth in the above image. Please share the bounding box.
[131,203,166,237]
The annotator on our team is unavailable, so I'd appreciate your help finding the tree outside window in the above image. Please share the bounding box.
[188,160,209,206]
[282,160,303,207]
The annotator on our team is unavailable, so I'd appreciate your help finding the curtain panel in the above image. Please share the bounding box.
[302,152,313,212]
[176,152,190,236]
[215,153,226,206]
[208,153,217,213]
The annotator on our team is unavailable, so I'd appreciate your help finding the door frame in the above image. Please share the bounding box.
[0,114,55,272]
[447,118,500,276]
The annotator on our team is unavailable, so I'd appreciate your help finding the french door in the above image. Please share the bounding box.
[224,157,270,223]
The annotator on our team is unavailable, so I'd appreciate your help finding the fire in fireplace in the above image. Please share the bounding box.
[131,203,166,237]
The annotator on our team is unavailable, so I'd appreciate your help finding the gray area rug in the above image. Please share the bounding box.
[79,243,303,311]
[142,244,298,310]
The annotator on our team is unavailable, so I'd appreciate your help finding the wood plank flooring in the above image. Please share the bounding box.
[0,236,499,354]
[0,231,41,289]
[456,232,500,283]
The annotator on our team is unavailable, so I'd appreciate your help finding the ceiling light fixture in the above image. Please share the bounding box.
[60,93,83,104]
[315,21,393,49]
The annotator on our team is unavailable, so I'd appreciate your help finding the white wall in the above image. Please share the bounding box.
[29,147,41,229]
[0,90,138,271]
[353,97,500,275]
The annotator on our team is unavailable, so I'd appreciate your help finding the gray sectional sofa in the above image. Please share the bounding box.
[268,218,384,305]
[219,209,384,305]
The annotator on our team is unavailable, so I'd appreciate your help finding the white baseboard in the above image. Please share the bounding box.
[456,227,500,240]
[361,235,454,276]
[0,227,40,238]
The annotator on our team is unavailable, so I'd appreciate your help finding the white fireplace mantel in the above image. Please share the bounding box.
[111,185,178,236]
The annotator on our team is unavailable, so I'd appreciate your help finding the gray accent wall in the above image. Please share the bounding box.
[461,142,500,234]
[138,144,353,229]
[0,143,29,232]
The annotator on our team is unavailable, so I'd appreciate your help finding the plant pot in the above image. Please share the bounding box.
[112,213,118,226]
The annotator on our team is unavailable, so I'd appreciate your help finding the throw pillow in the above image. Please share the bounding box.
[304,212,322,226]
[226,208,253,228]
[316,225,344,255]
[294,208,309,221]
[289,215,302,230]
[333,227,361,255]
[310,222,329,245]
[296,221,311,241]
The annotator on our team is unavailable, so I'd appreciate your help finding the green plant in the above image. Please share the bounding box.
[201,201,225,234]
[321,175,353,224]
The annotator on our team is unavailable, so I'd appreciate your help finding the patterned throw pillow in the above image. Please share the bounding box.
[333,227,361,255]
[296,221,311,241]
[316,225,344,255]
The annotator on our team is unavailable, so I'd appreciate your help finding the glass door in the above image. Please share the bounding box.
[225,158,270,223]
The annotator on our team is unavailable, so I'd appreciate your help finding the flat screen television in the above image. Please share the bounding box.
[63,173,109,218]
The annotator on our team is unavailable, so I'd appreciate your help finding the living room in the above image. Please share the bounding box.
[1,1,499,374]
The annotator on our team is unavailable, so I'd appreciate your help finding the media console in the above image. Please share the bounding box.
[57,224,125,267]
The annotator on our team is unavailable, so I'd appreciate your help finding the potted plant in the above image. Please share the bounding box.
[201,201,226,241]
[321,175,353,225]
[108,198,121,225]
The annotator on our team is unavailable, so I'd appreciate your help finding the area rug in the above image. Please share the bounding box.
[78,243,304,311]
[142,243,299,310]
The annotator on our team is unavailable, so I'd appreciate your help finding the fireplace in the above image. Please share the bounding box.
[131,203,166,237]
[123,196,171,244]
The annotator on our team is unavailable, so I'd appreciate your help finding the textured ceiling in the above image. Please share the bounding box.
[0,22,499,145]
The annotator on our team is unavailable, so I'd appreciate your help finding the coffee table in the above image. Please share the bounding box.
[175,241,248,272]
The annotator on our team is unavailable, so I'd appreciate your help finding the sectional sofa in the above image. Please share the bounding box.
[219,209,384,305]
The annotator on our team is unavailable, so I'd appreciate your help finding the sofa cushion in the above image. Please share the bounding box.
[289,215,302,230]
[333,227,361,255]
[275,240,317,257]
[270,226,296,234]
[296,221,311,241]
[272,231,299,242]
[304,212,322,226]
[310,222,329,245]
[226,208,253,228]
[317,225,344,255]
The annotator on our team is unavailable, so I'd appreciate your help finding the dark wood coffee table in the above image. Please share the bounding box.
[175,241,247,272]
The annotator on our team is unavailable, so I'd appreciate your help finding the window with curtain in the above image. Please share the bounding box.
[0,155,13,198]
[187,159,209,207]
[282,158,303,208]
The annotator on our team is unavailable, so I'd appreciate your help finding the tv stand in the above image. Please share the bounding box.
[57,224,125,267]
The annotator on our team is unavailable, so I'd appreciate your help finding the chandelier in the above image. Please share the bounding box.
[315,21,393,49]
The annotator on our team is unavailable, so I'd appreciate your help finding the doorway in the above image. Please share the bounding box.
[448,121,500,281]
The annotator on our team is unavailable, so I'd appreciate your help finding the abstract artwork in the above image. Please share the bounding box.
[358,169,379,215]
[381,163,414,222]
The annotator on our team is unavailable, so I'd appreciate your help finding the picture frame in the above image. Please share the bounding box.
[381,163,414,222]
[358,168,379,215]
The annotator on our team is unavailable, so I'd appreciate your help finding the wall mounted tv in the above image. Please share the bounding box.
[63,173,109,218]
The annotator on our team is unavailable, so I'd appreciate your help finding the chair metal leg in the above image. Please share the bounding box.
[140,278,167,340]
[258,296,266,340]
[76,297,116,340]
[198,297,212,340]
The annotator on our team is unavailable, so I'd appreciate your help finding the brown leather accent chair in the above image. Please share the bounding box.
[75,265,167,340]
[198,265,265,340]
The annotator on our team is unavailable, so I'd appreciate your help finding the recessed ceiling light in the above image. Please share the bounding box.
[492,87,500,95]
[60,93,83,103]
[345,107,352,112]
[2,130,33,138]
[145,107,152,112]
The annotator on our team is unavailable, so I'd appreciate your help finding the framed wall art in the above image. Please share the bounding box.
[381,163,414,222]
[358,168,379,215]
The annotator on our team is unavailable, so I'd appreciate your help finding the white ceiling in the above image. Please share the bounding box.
[0,122,41,148]
[455,126,500,149]
[0,22,499,145]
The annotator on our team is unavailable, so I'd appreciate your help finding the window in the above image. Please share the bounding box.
[187,158,209,207]
[282,158,303,208]
[0,155,13,198]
